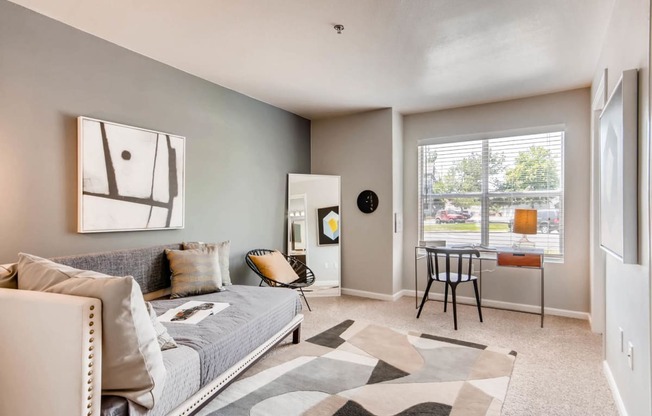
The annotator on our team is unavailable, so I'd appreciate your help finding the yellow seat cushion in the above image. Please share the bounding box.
[249,251,299,285]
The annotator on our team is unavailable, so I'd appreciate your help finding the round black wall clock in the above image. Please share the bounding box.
[357,190,379,214]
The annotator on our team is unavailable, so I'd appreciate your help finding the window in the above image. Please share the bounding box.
[418,131,564,257]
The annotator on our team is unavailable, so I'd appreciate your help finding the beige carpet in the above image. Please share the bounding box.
[258,295,616,416]
[200,319,517,415]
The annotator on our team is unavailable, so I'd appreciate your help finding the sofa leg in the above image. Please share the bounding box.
[292,325,301,344]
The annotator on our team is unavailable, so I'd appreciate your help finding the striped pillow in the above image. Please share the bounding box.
[165,249,223,299]
[183,241,231,285]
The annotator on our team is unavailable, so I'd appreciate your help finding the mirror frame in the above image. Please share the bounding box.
[288,173,341,297]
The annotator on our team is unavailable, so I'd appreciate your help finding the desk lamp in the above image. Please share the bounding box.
[513,209,537,247]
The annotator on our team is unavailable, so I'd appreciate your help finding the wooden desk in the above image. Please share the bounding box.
[415,246,545,327]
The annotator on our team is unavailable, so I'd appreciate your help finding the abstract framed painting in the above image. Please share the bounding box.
[78,117,185,233]
[599,69,638,264]
[317,206,339,246]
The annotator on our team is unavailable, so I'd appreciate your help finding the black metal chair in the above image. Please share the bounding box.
[245,249,316,311]
[416,247,483,330]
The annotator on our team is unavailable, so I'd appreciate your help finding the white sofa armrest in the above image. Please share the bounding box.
[0,289,102,416]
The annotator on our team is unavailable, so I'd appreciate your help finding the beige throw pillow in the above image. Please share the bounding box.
[0,263,17,289]
[165,249,222,298]
[16,253,166,409]
[248,251,300,285]
[146,302,178,351]
[183,241,231,285]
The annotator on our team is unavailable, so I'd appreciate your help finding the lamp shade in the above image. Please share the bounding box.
[513,209,537,235]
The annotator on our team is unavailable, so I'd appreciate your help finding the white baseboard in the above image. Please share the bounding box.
[303,282,341,298]
[341,288,402,302]
[315,280,340,287]
[343,288,589,320]
[603,361,628,416]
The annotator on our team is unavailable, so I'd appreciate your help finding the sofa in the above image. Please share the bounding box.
[0,244,304,416]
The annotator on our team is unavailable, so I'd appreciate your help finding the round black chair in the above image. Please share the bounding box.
[245,249,316,311]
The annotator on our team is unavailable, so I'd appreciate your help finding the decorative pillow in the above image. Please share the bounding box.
[248,251,299,285]
[165,249,222,298]
[183,241,232,285]
[17,254,117,291]
[146,302,178,351]
[0,263,17,289]
[16,253,166,409]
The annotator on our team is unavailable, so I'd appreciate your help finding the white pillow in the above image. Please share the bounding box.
[0,263,17,289]
[146,302,178,351]
[17,253,166,409]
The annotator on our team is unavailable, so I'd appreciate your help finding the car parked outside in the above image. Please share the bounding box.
[455,210,472,220]
[536,209,561,233]
[435,210,466,223]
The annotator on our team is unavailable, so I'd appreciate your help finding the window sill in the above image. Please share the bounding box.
[543,256,564,265]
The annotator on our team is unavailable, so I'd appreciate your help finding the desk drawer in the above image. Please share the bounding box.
[497,252,542,267]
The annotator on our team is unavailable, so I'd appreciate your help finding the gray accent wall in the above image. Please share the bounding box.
[0,1,310,285]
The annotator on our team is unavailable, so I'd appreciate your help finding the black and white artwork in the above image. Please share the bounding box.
[599,69,638,264]
[78,117,185,233]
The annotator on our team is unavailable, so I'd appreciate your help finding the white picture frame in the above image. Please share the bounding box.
[78,117,185,233]
[599,69,638,263]
[292,220,307,251]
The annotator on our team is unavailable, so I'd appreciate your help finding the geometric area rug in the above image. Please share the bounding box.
[196,320,517,416]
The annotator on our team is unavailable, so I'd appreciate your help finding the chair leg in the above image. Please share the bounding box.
[259,280,263,287]
[444,282,449,313]
[299,288,312,312]
[451,284,458,330]
[473,280,483,323]
[292,325,301,344]
[417,278,434,319]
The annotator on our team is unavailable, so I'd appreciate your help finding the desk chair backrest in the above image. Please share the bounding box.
[426,247,480,283]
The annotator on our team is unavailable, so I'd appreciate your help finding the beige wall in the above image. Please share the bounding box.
[311,109,396,296]
[403,89,591,314]
[392,110,404,295]
[591,0,651,414]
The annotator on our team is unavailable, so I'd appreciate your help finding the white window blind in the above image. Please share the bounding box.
[418,131,564,257]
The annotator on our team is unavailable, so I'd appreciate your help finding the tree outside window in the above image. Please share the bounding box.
[418,132,564,256]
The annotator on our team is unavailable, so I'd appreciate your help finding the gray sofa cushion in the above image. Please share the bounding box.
[124,345,201,416]
[151,285,302,387]
[52,244,182,294]
[42,244,302,416]
[103,285,301,416]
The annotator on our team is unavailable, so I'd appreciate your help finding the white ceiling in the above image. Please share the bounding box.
[10,0,615,119]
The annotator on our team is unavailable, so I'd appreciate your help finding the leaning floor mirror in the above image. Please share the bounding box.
[288,174,341,296]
